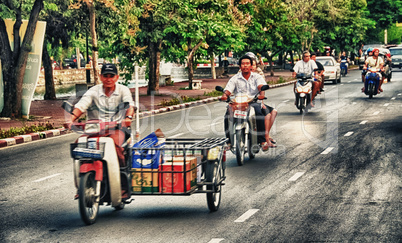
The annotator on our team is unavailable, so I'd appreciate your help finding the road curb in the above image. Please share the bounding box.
[1,80,294,148]
[0,128,67,148]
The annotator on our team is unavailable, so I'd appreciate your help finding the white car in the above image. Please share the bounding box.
[316,56,341,84]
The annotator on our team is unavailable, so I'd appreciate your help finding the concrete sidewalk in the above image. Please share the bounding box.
[0,70,294,147]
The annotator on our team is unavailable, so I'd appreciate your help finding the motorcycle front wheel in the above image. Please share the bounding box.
[247,131,256,159]
[235,128,245,166]
[368,83,374,99]
[299,97,305,114]
[79,172,100,225]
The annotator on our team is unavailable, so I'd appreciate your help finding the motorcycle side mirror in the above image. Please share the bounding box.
[260,85,269,91]
[118,102,130,111]
[61,101,74,114]
[215,86,224,92]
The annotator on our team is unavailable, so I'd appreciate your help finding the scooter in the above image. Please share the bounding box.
[294,73,313,114]
[340,59,348,76]
[364,67,380,99]
[216,85,269,166]
[62,101,132,225]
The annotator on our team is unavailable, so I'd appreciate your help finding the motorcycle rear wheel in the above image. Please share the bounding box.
[79,172,100,225]
[235,129,245,166]
[368,83,374,99]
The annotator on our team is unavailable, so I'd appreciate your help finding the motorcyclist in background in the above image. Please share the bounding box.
[362,48,374,83]
[362,48,384,93]
[340,51,350,75]
[292,51,320,107]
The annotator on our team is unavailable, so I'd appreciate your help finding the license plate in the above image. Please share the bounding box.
[234,110,247,119]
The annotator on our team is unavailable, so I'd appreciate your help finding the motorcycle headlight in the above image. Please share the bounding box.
[84,123,101,134]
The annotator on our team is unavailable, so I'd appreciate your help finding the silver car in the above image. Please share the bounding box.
[316,56,341,84]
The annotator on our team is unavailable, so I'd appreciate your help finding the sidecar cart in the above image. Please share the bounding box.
[131,137,227,211]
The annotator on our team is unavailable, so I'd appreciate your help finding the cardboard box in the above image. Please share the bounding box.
[159,157,197,193]
[131,168,159,193]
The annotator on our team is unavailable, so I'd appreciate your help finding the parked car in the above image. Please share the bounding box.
[316,56,341,84]
[389,46,402,69]
[63,54,86,69]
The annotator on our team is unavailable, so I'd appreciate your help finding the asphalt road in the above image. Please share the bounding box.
[0,69,401,242]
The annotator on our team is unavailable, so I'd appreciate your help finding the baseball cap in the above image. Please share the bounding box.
[101,63,118,75]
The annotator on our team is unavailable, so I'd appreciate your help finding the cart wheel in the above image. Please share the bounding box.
[79,172,100,225]
[206,161,221,212]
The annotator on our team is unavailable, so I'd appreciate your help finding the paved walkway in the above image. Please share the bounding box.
[0,70,294,147]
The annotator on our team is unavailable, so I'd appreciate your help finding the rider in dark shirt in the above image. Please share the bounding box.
[311,52,325,93]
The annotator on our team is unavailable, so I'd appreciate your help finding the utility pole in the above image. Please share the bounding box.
[384,29,388,45]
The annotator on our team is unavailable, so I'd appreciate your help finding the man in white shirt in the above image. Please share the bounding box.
[221,55,276,150]
[68,63,135,167]
[363,48,384,93]
[292,51,320,107]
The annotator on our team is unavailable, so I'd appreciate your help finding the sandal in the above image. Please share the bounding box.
[261,142,276,151]
[269,137,276,144]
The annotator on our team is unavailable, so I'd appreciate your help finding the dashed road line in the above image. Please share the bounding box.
[33,173,61,182]
[391,97,396,100]
[283,99,290,103]
[209,122,223,126]
[321,147,334,155]
[344,132,354,137]
[168,132,185,138]
[208,239,224,243]
[398,93,401,96]
[360,120,368,125]
[352,102,357,105]
[289,172,305,181]
[235,209,259,223]
[373,111,380,115]
[383,103,389,107]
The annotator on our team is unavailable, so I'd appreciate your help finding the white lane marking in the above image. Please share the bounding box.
[348,81,352,83]
[360,120,368,125]
[321,147,334,155]
[340,84,344,86]
[391,97,396,100]
[352,102,357,105]
[354,79,358,81]
[288,172,305,181]
[398,93,401,96]
[208,239,224,243]
[209,121,223,126]
[344,132,354,137]
[283,99,290,103]
[383,103,389,107]
[373,111,380,115]
[169,132,185,138]
[235,209,259,222]
[33,173,61,182]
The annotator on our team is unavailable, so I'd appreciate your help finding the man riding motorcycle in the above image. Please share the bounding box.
[292,51,319,107]
[362,48,384,93]
[311,52,325,93]
[221,55,276,151]
[66,63,135,167]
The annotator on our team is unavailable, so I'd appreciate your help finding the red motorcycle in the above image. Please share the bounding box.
[63,101,132,225]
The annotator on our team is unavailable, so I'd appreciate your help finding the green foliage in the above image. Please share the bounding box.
[159,95,200,106]
[0,123,55,139]
[203,90,223,97]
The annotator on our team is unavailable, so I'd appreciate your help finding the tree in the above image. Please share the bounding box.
[0,0,44,118]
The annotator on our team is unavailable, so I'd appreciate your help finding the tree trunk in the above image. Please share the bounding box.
[147,42,160,95]
[42,42,56,100]
[86,0,100,84]
[210,52,216,79]
[14,0,44,118]
[0,19,15,117]
[268,55,274,76]
[187,39,203,90]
